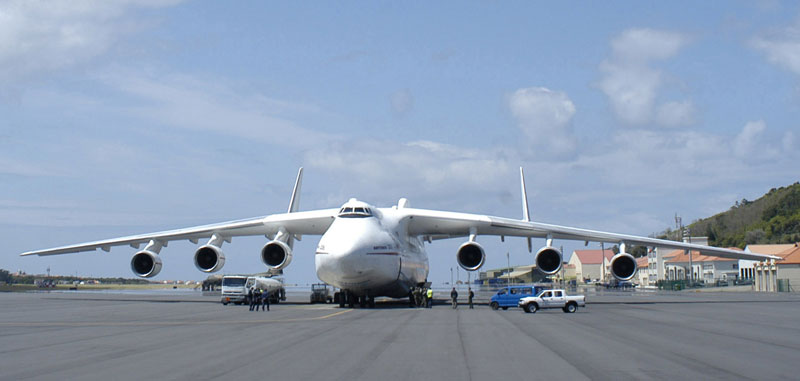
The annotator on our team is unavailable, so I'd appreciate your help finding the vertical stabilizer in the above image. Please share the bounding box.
[284,167,303,248]
[520,167,531,222]
[288,167,303,213]
[520,167,533,253]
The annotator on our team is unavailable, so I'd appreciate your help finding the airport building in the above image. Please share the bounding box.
[636,257,649,287]
[567,249,614,282]
[477,264,540,285]
[664,250,739,284]
[752,243,800,292]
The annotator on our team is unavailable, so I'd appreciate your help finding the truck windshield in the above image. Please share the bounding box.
[222,278,246,287]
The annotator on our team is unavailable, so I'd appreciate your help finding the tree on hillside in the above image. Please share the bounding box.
[0,269,11,284]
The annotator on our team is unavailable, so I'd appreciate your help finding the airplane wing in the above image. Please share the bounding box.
[20,209,338,257]
[403,208,780,261]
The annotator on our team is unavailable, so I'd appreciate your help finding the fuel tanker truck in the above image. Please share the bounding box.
[221,275,286,305]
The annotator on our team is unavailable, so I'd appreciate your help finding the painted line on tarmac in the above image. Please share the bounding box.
[0,309,352,328]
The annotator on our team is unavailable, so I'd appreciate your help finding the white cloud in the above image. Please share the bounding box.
[0,0,182,82]
[508,87,576,155]
[305,139,514,207]
[733,120,767,158]
[610,28,687,63]
[598,28,694,127]
[751,21,800,75]
[656,100,695,127]
[95,69,330,147]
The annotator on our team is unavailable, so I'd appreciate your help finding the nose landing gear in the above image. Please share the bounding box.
[334,290,376,308]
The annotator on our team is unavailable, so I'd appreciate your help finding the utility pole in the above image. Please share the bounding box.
[685,227,693,287]
[676,214,691,285]
[507,252,511,286]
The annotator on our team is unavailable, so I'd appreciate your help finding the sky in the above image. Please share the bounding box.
[1,1,798,285]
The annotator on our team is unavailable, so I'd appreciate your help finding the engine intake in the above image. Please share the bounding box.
[194,244,226,273]
[609,252,637,281]
[535,246,562,275]
[261,240,293,270]
[456,241,486,271]
[130,250,163,278]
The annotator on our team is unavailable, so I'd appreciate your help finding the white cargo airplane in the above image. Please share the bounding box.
[22,168,778,307]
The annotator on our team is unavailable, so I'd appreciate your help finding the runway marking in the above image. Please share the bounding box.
[0,309,352,328]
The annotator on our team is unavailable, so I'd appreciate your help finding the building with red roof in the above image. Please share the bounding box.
[664,248,740,284]
[567,249,614,282]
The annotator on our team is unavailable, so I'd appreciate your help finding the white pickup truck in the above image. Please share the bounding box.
[518,289,586,313]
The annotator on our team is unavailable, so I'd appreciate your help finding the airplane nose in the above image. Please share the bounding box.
[316,247,399,288]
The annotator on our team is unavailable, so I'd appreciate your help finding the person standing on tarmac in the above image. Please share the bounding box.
[450,287,458,309]
[426,288,433,308]
[261,289,270,311]
[252,288,262,312]
[468,288,474,309]
[248,287,255,311]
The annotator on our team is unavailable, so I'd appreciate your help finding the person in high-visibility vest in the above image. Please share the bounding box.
[426,288,433,308]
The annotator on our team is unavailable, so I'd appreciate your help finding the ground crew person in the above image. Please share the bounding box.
[426,288,433,308]
[261,289,270,311]
[468,288,474,309]
[251,288,262,312]
[248,287,255,311]
[450,287,458,309]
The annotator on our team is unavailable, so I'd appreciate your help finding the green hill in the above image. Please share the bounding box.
[688,182,800,248]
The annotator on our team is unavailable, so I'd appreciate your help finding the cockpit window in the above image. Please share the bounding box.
[338,206,373,218]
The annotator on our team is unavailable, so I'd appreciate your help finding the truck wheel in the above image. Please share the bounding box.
[222,301,229,306]
[490,302,499,310]
[565,303,577,313]
[527,303,538,313]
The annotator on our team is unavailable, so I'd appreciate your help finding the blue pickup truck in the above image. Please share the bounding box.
[489,285,545,310]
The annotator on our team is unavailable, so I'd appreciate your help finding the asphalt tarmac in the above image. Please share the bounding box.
[1,290,799,380]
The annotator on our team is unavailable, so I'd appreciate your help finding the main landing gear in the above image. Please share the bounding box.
[334,290,376,309]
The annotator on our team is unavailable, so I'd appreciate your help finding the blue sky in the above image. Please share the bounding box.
[2,1,798,285]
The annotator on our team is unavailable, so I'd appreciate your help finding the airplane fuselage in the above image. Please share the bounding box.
[314,204,428,298]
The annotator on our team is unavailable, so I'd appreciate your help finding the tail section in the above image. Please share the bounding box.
[288,167,303,213]
[285,167,304,248]
[520,167,533,253]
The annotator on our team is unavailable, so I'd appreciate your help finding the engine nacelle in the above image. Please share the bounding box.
[609,252,637,281]
[194,244,226,273]
[535,246,562,275]
[456,241,486,271]
[130,250,163,278]
[261,240,293,270]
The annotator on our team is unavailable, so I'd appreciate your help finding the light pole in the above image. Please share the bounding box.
[507,252,511,286]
